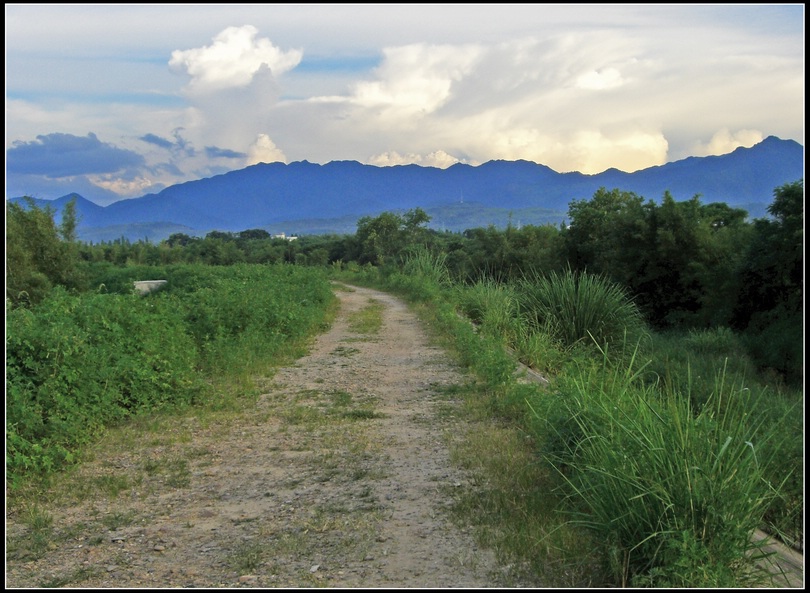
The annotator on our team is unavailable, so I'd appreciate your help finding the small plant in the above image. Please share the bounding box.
[228,541,265,573]
[91,474,132,497]
[39,567,98,588]
[101,510,136,531]
[340,409,385,420]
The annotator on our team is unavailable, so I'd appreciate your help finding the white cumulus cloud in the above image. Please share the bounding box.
[576,67,624,90]
[368,149,462,168]
[692,128,764,157]
[88,174,157,197]
[350,43,483,118]
[247,133,287,165]
[169,25,302,93]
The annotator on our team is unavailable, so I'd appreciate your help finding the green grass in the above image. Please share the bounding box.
[535,345,788,587]
[516,268,648,355]
[347,299,385,335]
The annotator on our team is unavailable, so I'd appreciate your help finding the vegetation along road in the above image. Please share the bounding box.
[5,283,543,588]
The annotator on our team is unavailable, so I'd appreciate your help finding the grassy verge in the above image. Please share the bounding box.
[332,258,801,588]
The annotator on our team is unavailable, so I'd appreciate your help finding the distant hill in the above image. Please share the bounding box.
[8,136,803,243]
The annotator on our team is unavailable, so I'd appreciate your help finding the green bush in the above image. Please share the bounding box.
[6,263,334,487]
[6,288,203,483]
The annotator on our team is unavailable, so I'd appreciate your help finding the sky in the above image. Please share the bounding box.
[5,4,805,206]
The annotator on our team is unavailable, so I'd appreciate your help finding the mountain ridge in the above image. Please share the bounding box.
[8,136,804,243]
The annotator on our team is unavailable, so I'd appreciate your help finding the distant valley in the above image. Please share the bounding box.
[8,136,804,243]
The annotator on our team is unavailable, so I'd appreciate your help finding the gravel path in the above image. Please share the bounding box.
[6,283,535,588]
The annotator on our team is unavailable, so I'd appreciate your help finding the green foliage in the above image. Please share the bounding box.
[353,208,432,266]
[732,179,803,384]
[401,244,451,287]
[458,222,564,282]
[6,197,83,305]
[564,187,650,277]
[6,263,334,486]
[6,287,203,482]
[535,348,787,587]
[453,277,522,346]
[516,268,648,353]
[641,328,803,548]
[563,188,752,330]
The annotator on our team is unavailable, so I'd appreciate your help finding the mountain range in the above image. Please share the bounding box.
[8,136,804,243]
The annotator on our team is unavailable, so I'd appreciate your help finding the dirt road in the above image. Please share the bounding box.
[6,283,536,588]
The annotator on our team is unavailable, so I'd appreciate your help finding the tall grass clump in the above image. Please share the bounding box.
[516,269,648,357]
[386,245,451,303]
[534,344,788,587]
[643,328,803,547]
[401,245,451,287]
[454,276,523,346]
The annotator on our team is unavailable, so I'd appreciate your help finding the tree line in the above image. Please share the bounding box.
[6,180,803,385]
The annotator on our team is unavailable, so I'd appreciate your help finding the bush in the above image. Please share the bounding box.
[6,263,334,487]
[6,288,203,483]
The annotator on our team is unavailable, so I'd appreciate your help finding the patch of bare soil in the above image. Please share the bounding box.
[6,283,539,588]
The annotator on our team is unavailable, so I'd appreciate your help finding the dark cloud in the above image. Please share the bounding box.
[6,132,145,178]
[140,133,175,149]
[171,128,195,156]
[205,146,247,159]
[140,130,196,157]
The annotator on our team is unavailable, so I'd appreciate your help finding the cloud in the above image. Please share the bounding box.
[5,8,802,202]
[692,128,764,157]
[140,133,175,150]
[6,132,145,177]
[575,67,624,90]
[6,171,130,205]
[282,35,670,173]
[246,134,287,165]
[368,150,462,168]
[348,43,483,119]
[169,25,302,93]
[205,146,247,159]
[87,175,158,197]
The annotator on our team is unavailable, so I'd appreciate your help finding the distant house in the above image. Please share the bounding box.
[272,233,298,241]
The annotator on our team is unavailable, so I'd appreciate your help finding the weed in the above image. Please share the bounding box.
[340,409,384,420]
[332,345,360,356]
[91,474,132,497]
[39,567,99,588]
[101,510,136,530]
[228,541,265,573]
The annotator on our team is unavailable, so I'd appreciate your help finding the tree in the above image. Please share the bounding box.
[730,180,803,383]
[733,179,803,327]
[354,209,432,266]
[563,187,650,281]
[166,233,197,248]
[6,197,79,305]
[563,188,755,329]
[59,196,79,243]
